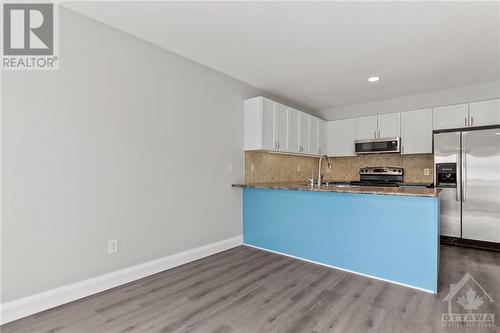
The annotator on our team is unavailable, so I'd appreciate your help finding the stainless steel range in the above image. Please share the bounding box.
[350,167,404,187]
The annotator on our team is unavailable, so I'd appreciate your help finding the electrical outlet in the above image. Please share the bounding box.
[108,239,118,255]
[227,162,233,172]
[250,163,255,172]
[424,168,430,176]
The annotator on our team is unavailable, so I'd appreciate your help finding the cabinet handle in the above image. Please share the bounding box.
[464,117,468,127]
[378,130,380,138]
[277,142,280,150]
[401,145,404,154]
[374,130,377,138]
[471,117,474,127]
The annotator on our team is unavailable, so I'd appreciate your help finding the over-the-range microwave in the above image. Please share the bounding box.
[355,137,401,155]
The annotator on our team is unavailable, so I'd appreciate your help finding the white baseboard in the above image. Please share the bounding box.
[243,243,436,295]
[0,235,243,325]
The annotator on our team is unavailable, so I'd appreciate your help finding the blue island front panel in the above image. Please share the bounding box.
[243,188,439,293]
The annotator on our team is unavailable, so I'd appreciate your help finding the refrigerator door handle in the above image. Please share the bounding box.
[455,149,461,202]
[462,149,467,203]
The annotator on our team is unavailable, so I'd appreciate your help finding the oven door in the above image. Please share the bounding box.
[355,137,400,154]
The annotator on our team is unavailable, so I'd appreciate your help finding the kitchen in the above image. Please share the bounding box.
[235,95,500,295]
[2,2,500,332]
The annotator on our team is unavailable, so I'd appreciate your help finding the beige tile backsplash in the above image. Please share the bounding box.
[245,151,434,184]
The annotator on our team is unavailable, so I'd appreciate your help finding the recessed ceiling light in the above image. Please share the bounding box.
[368,76,380,82]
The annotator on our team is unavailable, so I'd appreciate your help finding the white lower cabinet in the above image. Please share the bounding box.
[469,99,500,127]
[327,119,356,157]
[401,108,433,154]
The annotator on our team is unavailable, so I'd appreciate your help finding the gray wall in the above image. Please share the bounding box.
[1,8,269,302]
[319,80,500,120]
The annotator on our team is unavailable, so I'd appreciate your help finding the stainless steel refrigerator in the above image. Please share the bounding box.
[434,127,500,244]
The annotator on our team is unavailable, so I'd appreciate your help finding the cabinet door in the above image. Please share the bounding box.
[275,103,288,151]
[309,117,319,155]
[356,116,378,140]
[318,120,327,155]
[299,113,310,154]
[327,119,356,157]
[433,104,469,130]
[469,99,500,127]
[288,109,300,153]
[377,112,400,138]
[261,98,276,150]
[401,109,433,154]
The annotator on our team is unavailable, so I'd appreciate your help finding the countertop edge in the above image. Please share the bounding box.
[232,183,441,198]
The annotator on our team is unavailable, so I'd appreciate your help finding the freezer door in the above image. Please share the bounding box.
[439,188,461,237]
[434,132,461,237]
[461,129,500,243]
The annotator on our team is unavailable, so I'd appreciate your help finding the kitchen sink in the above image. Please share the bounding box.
[301,182,353,187]
[322,182,353,187]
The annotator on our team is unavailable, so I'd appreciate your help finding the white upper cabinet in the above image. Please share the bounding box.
[288,108,300,153]
[469,99,500,127]
[261,97,276,150]
[327,119,356,157]
[243,96,275,151]
[356,116,378,140]
[377,113,401,138]
[274,103,288,152]
[401,108,433,154]
[299,113,310,154]
[244,96,325,155]
[318,120,327,155]
[433,103,469,130]
[309,117,319,155]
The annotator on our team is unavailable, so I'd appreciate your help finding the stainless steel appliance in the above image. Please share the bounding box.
[350,167,404,187]
[434,127,500,244]
[355,137,401,155]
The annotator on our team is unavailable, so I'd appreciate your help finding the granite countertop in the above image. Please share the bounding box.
[232,182,441,197]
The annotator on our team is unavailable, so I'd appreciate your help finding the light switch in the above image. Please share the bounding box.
[227,162,233,172]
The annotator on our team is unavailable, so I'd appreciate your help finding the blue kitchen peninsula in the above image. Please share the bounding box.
[233,183,441,294]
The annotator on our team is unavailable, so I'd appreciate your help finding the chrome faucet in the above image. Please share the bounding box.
[317,155,332,187]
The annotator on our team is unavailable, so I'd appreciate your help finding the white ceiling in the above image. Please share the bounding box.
[63,1,500,114]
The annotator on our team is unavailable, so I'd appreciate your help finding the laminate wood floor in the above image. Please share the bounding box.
[2,245,499,333]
